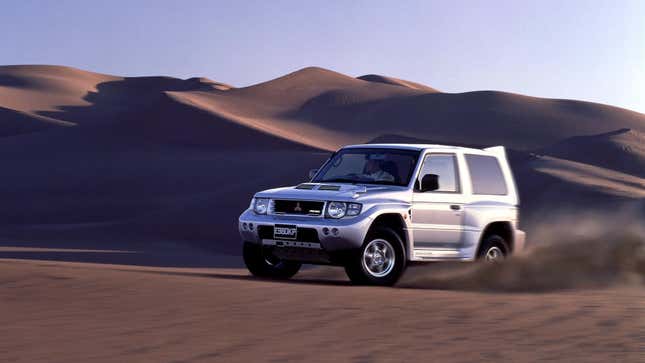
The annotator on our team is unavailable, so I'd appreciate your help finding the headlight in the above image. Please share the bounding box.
[253,198,269,214]
[346,203,362,216]
[327,201,346,218]
[326,202,362,218]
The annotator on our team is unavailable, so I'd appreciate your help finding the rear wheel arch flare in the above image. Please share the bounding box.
[478,221,513,254]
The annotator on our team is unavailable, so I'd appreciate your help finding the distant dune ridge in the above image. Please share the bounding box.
[0,64,643,253]
[357,74,440,92]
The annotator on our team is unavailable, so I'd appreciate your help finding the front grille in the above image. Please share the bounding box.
[257,226,320,243]
[272,200,324,216]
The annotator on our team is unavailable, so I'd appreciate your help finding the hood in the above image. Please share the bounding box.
[255,183,407,202]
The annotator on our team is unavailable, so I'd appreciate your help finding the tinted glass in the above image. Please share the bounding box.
[465,154,508,195]
[313,148,420,186]
[416,154,459,192]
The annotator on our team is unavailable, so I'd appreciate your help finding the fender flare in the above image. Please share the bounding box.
[362,203,413,256]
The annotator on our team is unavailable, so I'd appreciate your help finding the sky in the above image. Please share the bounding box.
[1,0,643,113]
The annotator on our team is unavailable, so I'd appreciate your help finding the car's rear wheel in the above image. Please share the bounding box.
[243,242,301,279]
[344,227,406,286]
[477,234,509,263]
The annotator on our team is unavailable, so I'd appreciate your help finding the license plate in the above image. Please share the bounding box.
[274,224,297,240]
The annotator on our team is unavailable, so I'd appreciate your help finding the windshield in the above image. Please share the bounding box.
[313,148,421,186]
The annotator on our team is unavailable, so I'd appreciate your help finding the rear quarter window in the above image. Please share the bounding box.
[465,154,508,195]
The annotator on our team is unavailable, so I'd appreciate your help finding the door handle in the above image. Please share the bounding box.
[450,205,461,211]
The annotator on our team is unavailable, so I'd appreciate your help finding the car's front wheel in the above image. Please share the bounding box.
[344,227,406,286]
[243,242,301,279]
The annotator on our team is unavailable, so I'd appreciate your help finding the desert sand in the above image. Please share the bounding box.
[1,255,643,362]
[0,65,644,362]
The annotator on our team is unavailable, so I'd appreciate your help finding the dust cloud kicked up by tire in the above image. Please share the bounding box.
[398,212,645,292]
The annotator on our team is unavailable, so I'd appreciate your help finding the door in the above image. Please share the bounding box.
[410,153,465,247]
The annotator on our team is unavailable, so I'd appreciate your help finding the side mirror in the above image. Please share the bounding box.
[308,169,318,180]
[420,174,439,192]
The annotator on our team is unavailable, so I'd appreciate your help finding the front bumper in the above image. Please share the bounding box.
[238,209,373,252]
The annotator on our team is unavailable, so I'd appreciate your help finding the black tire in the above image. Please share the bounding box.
[243,242,301,279]
[344,227,406,286]
[477,234,509,263]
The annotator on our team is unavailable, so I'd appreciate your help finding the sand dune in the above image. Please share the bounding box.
[0,106,74,137]
[185,76,233,91]
[358,73,440,92]
[166,67,645,151]
[0,65,118,117]
[165,91,342,150]
[541,128,645,177]
[2,65,644,152]
[531,156,645,198]
[165,67,427,150]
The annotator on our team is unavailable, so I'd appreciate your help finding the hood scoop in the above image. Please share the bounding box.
[318,185,341,191]
[294,183,341,191]
[293,183,366,194]
[295,183,316,190]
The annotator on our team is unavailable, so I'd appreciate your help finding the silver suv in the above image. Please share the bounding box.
[239,144,525,285]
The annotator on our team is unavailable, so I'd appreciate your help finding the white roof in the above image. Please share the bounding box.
[343,143,486,153]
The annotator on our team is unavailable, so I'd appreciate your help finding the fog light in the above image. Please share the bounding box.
[322,227,330,235]
[331,228,339,236]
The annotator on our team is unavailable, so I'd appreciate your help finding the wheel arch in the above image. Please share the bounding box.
[366,212,410,257]
[477,221,514,255]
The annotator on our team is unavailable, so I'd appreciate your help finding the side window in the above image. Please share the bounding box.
[416,154,460,192]
[465,154,508,195]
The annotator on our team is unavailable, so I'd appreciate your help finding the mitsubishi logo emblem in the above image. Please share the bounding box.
[294,202,302,212]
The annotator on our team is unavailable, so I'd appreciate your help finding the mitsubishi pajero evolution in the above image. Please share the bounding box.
[239,144,526,285]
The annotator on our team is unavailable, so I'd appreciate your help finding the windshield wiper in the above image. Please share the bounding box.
[317,178,402,186]
[369,180,400,186]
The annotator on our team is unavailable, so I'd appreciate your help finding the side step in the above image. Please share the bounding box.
[413,248,465,261]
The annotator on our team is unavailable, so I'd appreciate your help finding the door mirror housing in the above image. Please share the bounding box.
[420,174,440,192]
[308,169,318,180]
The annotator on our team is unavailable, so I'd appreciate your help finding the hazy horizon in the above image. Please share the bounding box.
[2,0,643,113]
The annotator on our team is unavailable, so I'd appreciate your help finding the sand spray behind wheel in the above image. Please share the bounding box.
[398,209,645,292]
